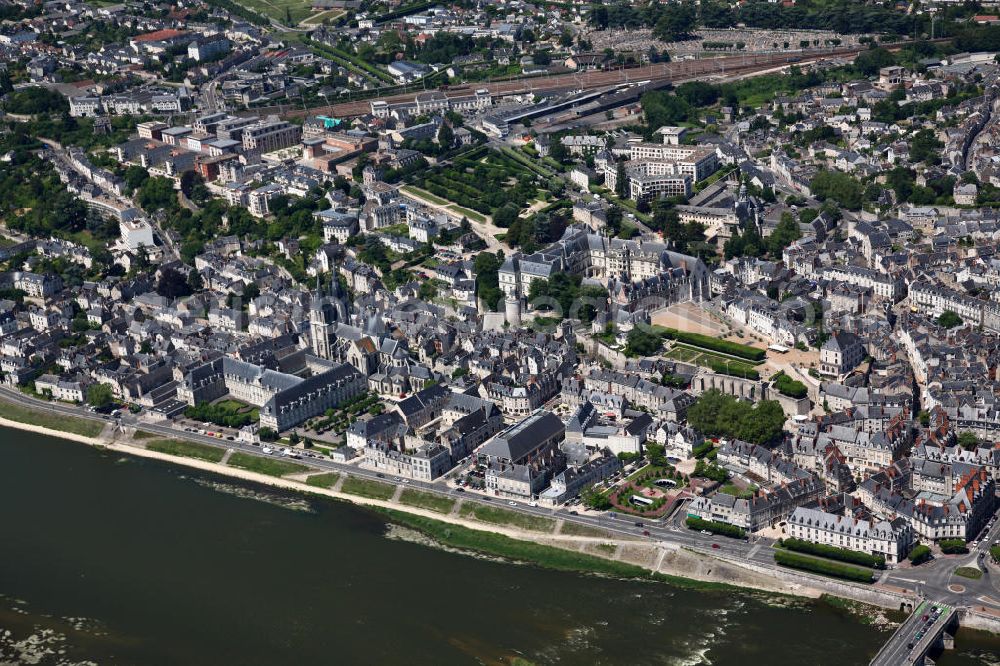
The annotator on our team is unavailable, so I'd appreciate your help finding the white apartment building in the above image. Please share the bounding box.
[787,506,912,565]
[822,265,904,301]
[120,219,155,250]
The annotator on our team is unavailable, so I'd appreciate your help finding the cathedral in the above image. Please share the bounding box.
[309,275,351,361]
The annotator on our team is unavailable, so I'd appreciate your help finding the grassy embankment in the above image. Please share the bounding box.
[559,522,615,538]
[459,503,556,532]
[0,401,104,438]
[227,452,310,477]
[340,476,396,500]
[305,472,340,488]
[399,488,455,514]
[145,439,226,463]
[378,508,738,591]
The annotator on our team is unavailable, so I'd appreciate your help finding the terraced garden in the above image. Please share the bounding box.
[411,148,542,218]
[663,342,761,380]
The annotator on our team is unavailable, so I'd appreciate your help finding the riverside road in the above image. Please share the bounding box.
[6,386,1000,618]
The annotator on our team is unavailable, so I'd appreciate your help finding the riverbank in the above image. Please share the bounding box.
[0,409,901,606]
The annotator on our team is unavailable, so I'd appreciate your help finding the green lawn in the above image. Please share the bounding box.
[459,503,556,532]
[560,522,614,539]
[232,0,315,23]
[305,472,340,488]
[497,146,555,178]
[132,430,156,441]
[401,185,450,206]
[670,342,763,366]
[215,399,251,411]
[719,483,757,499]
[227,452,310,477]
[402,185,488,222]
[340,476,395,500]
[663,346,700,362]
[954,567,983,580]
[0,400,104,438]
[449,205,486,223]
[663,343,760,378]
[145,439,226,463]
[626,464,673,483]
[212,398,260,421]
[300,7,344,24]
[399,488,455,514]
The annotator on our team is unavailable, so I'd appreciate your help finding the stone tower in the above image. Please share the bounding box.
[505,294,522,328]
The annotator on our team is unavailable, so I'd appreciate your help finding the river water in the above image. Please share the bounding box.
[2,428,1000,665]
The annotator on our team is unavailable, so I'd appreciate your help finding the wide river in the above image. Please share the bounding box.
[2,428,1000,665]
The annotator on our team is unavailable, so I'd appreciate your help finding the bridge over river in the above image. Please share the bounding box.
[870,601,957,666]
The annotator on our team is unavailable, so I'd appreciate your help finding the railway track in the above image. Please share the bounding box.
[248,45,870,119]
[243,39,949,120]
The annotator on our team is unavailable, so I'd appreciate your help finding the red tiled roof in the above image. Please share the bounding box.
[132,29,187,43]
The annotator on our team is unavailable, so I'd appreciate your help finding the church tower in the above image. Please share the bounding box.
[309,276,333,359]
[309,275,350,359]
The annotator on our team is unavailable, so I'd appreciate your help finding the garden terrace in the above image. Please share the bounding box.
[654,327,766,362]
[411,148,542,218]
[602,465,687,518]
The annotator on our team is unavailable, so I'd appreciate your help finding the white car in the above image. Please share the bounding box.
[508,501,517,507]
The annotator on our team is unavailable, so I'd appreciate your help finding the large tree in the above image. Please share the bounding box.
[86,383,114,408]
[686,390,786,446]
[653,2,697,41]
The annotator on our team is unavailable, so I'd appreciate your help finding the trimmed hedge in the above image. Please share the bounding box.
[772,372,808,399]
[686,515,745,539]
[780,538,885,569]
[659,328,766,362]
[708,358,760,380]
[938,538,969,554]
[774,550,874,583]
